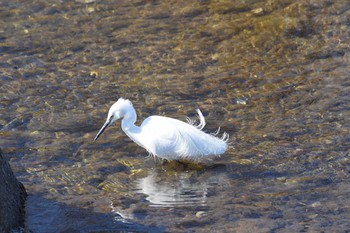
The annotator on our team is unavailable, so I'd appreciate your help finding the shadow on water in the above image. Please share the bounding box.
[27,194,164,233]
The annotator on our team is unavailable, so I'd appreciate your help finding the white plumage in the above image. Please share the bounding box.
[94,98,228,161]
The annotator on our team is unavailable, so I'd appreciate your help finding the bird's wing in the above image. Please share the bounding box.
[140,116,227,159]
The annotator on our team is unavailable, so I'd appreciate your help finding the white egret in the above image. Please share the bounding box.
[94,98,229,161]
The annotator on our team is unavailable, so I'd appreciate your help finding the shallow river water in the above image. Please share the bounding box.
[1,0,350,232]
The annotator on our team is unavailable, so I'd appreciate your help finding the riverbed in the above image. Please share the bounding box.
[1,0,349,232]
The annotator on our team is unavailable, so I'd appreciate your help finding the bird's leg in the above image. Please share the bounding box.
[175,160,188,166]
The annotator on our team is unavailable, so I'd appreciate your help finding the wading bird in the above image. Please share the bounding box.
[94,98,228,161]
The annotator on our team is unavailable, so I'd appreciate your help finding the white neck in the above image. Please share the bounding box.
[121,105,137,130]
[121,107,147,150]
[121,106,142,145]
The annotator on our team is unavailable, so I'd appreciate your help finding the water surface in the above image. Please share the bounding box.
[1,0,349,232]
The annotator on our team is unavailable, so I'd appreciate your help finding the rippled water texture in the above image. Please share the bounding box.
[1,0,350,232]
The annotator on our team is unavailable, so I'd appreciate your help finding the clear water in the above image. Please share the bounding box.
[1,0,349,232]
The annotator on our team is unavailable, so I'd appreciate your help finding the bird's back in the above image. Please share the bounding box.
[138,115,228,160]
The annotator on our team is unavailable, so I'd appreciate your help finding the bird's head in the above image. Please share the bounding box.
[94,98,133,141]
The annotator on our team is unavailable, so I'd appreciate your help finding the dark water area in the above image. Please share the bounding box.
[1,0,349,232]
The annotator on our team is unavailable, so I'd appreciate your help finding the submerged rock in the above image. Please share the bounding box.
[0,149,27,232]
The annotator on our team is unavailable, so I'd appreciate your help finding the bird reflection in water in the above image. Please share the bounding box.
[133,163,227,207]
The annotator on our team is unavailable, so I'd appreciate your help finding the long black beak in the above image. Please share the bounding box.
[94,120,110,142]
